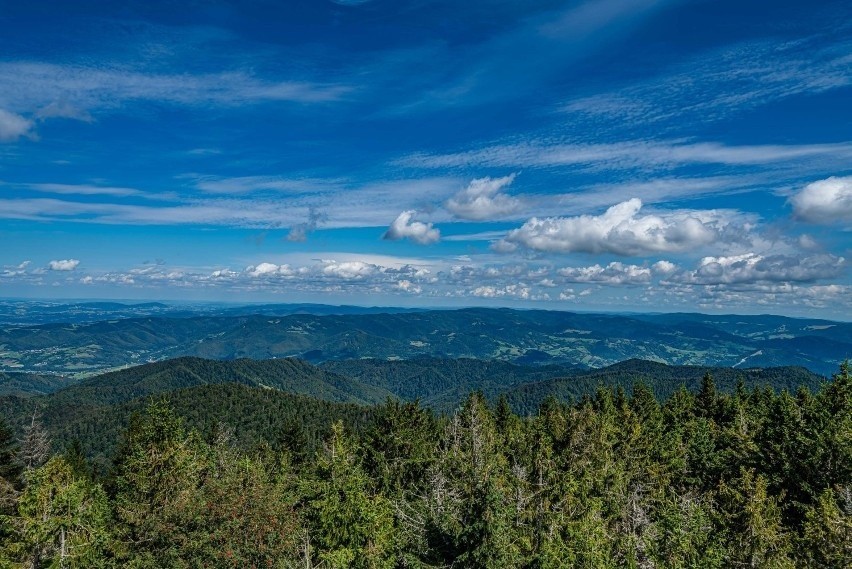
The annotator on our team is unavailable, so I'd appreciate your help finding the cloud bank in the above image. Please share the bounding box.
[497,198,728,256]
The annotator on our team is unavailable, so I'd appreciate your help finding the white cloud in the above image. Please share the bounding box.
[48,259,80,271]
[35,102,93,122]
[383,210,441,245]
[675,253,845,285]
[444,174,521,220]
[471,284,531,299]
[0,176,461,229]
[1,260,32,278]
[320,260,376,279]
[560,34,852,128]
[0,63,351,113]
[29,183,141,197]
[790,176,852,223]
[652,260,677,274]
[192,175,341,195]
[396,279,422,294]
[797,234,819,250]
[557,262,652,285]
[498,199,726,256]
[400,139,852,171]
[245,262,294,277]
[0,109,34,142]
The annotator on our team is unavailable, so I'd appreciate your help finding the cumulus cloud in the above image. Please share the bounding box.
[245,262,294,277]
[0,109,34,142]
[790,176,852,223]
[498,199,725,256]
[652,260,677,274]
[396,279,422,294]
[472,284,531,299]
[383,210,440,245]
[1,260,32,278]
[444,174,521,220]
[557,262,652,285]
[48,259,80,271]
[675,253,845,285]
[320,260,376,279]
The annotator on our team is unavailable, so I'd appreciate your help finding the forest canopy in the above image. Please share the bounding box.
[0,362,850,567]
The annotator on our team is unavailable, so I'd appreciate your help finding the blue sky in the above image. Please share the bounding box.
[1,0,851,317]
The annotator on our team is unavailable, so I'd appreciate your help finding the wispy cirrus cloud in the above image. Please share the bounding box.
[398,139,852,172]
[0,62,352,116]
[189,175,344,195]
[28,183,142,197]
[561,32,852,129]
[0,176,462,229]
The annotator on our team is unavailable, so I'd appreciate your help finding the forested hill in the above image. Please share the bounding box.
[0,355,828,467]
[34,356,394,407]
[502,358,826,415]
[321,356,824,413]
[2,307,850,376]
[0,371,70,397]
[12,382,377,471]
[320,357,583,407]
[0,362,849,567]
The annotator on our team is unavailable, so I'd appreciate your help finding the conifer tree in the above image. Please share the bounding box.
[4,456,114,568]
[19,412,51,472]
[718,468,794,568]
[109,401,206,566]
[306,421,397,568]
[799,487,852,568]
[0,418,22,517]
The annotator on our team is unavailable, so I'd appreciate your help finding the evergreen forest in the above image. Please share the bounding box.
[0,362,850,568]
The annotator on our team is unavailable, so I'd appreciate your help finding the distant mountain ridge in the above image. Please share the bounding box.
[0,307,849,377]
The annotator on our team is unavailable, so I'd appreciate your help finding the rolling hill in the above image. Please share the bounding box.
[0,355,831,465]
[1,308,848,383]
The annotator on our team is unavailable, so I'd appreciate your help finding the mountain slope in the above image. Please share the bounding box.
[501,358,827,415]
[321,357,582,410]
[0,371,71,397]
[41,356,393,407]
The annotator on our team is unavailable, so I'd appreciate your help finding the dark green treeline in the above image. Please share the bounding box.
[1,363,850,568]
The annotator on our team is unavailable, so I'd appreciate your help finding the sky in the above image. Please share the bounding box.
[0,0,851,317]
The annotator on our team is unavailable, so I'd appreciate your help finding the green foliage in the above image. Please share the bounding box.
[0,359,850,567]
[717,468,794,568]
[304,422,397,568]
[800,487,852,568]
[0,418,21,516]
[3,456,114,568]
